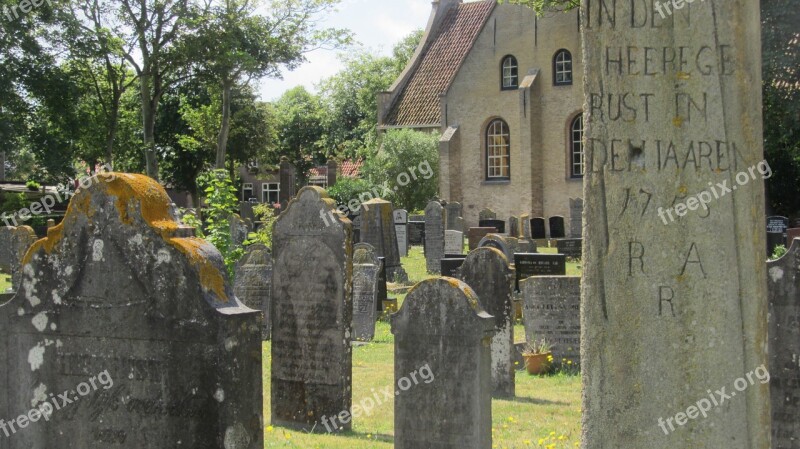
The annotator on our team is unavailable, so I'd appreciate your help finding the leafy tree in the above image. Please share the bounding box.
[327,176,374,211]
[271,86,327,183]
[361,129,439,211]
[503,0,578,15]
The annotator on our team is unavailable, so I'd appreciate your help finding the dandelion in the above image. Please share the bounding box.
[266,426,274,432]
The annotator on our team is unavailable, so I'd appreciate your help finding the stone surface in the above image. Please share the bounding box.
[394,209,409,257]
[0,173,263,449]
[569,198,583,238]
[479,208,497,221]
[391,278,494,449]
[767,238,800,448]
[508,216,520,238]
[230,214,249,248]
[460,248,515,398]
[478,234,513,262]
[444,230,464,255]
[271,187,353,431]
[468,227,498,250]
[556,238,582,259]
[352,243,380,342]
[479,219,506,234]
[520,213,532,239]
[408,221,425,246]
[424,201,446,274]
[445,202,463,231]
[514,253,566,292]
[521,276,580,366]
[440,257,466,278]
[548,216,565,239]
[768,216,790,257]
[0,225,37,289]
[530,217,546,239]
[234,244,273,339]
[360,198,407,282]
[582,2,770,446]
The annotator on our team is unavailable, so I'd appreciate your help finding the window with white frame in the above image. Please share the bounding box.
[262,183,280,204]
[570,114,585,178]
[486,119,510,180]
[554,49,573,86]
[501,55,519,90]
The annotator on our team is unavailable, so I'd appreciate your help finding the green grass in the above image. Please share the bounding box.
[0,274,12,292]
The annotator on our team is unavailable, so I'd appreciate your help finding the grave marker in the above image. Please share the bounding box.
[479,208,497,221]
[361,198,407,282]
[556,239,582,259]
[445,202,463,231]
[424,201,446,274]
[394,209,409,257]
[521,276,581,366]
[234,243,273,339]
[508,216,520,238]
[445,230,464,255]
[479,219,506,234]
[0,225,37,289]
[478,234,513,262]
[548,216,565,239]
[514,253,566,292]
[569,198,583,238]
[530,217,546,240]
[352,243,381,342]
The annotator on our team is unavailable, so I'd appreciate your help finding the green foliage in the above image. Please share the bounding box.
[771,244,788,261]
[180,210,205,238]
[271,86,328,180]
[197,170,242,277]
[0,193,29,215]
[26,180,41,191]
[361,129,439,211]
[327,177,375,211]
[247,204,279,249]
[502,0,579,15]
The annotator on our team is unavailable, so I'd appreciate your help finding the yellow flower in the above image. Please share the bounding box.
[550,431,556,436]
[546,444,556,449]
[523,440,532,446]
[507,416,515,422]
[559,435,567,440]
[567,360,573,365]
[538,438,545,445]
[266,426,274,432]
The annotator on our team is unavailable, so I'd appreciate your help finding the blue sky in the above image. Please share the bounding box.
[256,0,432,101]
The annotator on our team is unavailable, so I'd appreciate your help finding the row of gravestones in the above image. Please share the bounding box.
[477,200,583,239]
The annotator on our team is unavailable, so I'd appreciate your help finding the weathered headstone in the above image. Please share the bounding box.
[516,239,537,254]
[479,219,506,234]
[569,198,583,238]
[508,216,520,238]
[479,234,513,262]
[440,257,466,278]
[394,209,409,257]
[556,238,582,259]
[391,278,494,449]
[768,216,790,257]
[234,243,273,339]
[521,276,581,366]
[530,217,546,240]
[352,243,381,342]
[352,214,362,244]
[548,216,565,239]
[460,248,515,398]
[360,198,408,282]
[0,225,37,289]
[445,202,463,231]
[479,208,496,221]
[377,256,388,312]
[0,173,263,448]
[468,227,498,250]
[582,2,770,447]
[520,213,532,239]
[272,187,353,431]
[424,201,446,274]
[445,230,464,255]
[514,253,566,292]
[230,214,249,248]
[408,221,425,246]
[767,238,800,447]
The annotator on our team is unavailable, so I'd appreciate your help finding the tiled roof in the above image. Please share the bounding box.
[339,159,363,178]
[384,0,495,127]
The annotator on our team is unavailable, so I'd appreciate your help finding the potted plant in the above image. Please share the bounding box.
[521,339,553,375]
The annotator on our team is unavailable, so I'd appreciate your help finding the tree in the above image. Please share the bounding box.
[272,86,327,183]
[503,0,578,15]
[361,129,439,211]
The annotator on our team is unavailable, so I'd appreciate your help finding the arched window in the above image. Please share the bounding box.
[570,114,584,178]
[554,49,573,86]
[486,119,510,180]
[501,56,518,90]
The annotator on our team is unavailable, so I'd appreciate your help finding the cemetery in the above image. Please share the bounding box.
[0,0,796,448]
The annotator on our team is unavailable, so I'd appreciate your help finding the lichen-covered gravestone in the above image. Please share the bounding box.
[460,248,516,398]
[352,243,380,342]
[767,238,800,447]
[391,278,494,449]
[229,214,249,248]
[444,230,464,255]
[234,244,273,339]
[479,208,496,221]
[582,1,770,447]
[478,234,513,262]
[569,198,583,238]
[271,187,353,431]
[360,198,407,282]
[445,202,463,231]
[0,173,263,449]
[508,216,520,238]
[0,225,37,289]
[424,201,446,274]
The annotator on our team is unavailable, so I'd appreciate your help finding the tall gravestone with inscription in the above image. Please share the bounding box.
[508,216,520,238]
[0,173,263,449]
[394,209,409,257]
[445,202,463,231]
[530,218,546,240]
[271,187,353,431]
[570,198,583,238]
[521,276,581,365]
[360,198,407,282]
[424,201,446,274]
[234,244,273,339]
[391,278,494,449]
[582,1,770,447]
[460,248,516,398]
[767,238,800,448]
[352,243,380,342]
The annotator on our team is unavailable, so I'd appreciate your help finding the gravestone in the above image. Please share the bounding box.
[408,221,425,246]
[582,2,770,447]
[234,244,273,339]
[230,214,249,248]
[788,228,800,247]
[440,255,467,278]
[479,208,496,221]
[377,256,388,312]
[520,276,581,366]
[444,230,464,255]
[410,214,424,222]
[508,216,520,238]
[514,253,566,292]
[0,173,263,448]
[272,187,353,431]
[767,238,800,448]
[468,227,498,250]
[516,239,537,254]
[352,214,362,244]
[0,225,37,289]
[479,219,506,234]
[520,213,532,239]
[768,216,790,257]
[556,238,582,259]
[530,217,546,240]
[445,202,463,231]
[569,198,583,238]
[460,248,515,398]
[505,236,519,257]
[424,201,446,274]
[391,278,494,449]
[548,216,565,239]
[394,209,409,257]
[360,198,407,282]
[478,234,513,262]
[352,243,381,342]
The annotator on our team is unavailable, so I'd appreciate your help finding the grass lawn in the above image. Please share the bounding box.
[0,274,11,292]
[263,245,582,448]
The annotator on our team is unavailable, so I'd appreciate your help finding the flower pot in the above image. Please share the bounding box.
[523,352,552,375]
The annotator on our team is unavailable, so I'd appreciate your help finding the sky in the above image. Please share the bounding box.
[256,0,432,102]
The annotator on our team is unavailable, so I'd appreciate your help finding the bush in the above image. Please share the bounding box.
[247,204,279,248]
[771,244,788,260]
[327,177,374,211]
[196,170,242,277]
[26,180,41,191]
